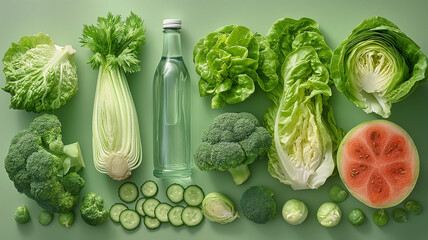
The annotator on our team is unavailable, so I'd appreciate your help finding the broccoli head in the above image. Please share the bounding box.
[240,186,276,224]
[194,112,272,185]
[80,192,109,226]
[4,114,85,213]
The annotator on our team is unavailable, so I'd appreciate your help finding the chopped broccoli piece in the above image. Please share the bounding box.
[194,112,272,185]
[240,186,276,224]
[4,114,85,213]
[80,192,109,226]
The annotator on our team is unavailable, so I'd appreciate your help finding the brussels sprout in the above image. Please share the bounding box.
[201,192,238,224]
[282,199,308,225]
[393,208,408,223]
[38,211,54,226]
[317,202,341,227]
[373,209,388,226]
[58,211,74,228]
[348,208,365,226]
[14,205,30,224]
[329,185,348,203]
[405,200,422,215]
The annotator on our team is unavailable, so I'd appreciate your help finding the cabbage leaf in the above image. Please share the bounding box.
[2,33,78,113]
[331,16,428,118]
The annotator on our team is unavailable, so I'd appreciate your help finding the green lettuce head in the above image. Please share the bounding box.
[2,33,78,113]
[331,16,428,118]
[193,25,278,108]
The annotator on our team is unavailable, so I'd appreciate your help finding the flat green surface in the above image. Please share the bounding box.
[0,0,427,239]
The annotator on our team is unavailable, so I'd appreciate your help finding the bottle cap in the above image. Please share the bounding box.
[163,19,181,29]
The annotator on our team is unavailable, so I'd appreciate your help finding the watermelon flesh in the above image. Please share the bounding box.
[338,120,419,208]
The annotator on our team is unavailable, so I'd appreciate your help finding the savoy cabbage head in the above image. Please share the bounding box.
[2,32,78,113]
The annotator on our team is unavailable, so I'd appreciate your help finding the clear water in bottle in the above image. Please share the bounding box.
[153,19,191,178]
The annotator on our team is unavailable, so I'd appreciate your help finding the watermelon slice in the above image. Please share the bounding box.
[337,120,419,208]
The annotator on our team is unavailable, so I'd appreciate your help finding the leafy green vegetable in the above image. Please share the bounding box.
[194,112,272,185]
[264,46,343,189]
[80,12,144,181]
[193,25,278,108]
[80,192,109,226]
[266,18,332,75]
[2,33,78,113]
[14,205,30,224]
[331,16,428,118]
[240,186,276,224]
[264,18,343,190]
[201,192,238,224]
[4,114,85,213]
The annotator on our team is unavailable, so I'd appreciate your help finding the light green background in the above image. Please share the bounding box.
[1,0,427,239]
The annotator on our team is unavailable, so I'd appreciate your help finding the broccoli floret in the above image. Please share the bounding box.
[240,186,276,224]
[194,112,272,185]
[4,114,85,213]
[80,192,109,226]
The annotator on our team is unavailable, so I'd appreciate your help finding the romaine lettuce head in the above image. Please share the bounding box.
[264,46,343,190]
[193,25,278,108]
[331,16,428,118]
[2,33,78,113]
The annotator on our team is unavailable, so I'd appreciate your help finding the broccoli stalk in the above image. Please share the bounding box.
[4,114,85,213]
[228,165,251,185]
[194,112,272,185]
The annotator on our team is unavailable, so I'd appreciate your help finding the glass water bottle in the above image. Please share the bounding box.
[153,19,191,178]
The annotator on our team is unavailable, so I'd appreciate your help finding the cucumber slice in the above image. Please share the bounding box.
[168,206,184,227]
[181,206,204,227]
[166,184,184,203]
[119,209,141,230]
[135,198,146,216]
[141,180,158,197]
[119,182,139,203]
[110,203,128,223]
[144,216,161,230]
[155,203,172,223]
[142,198,160,218]
[183,185,204,206]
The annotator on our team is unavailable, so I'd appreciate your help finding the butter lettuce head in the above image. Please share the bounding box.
[193,25,278,108]
[331,16,428,118]
[264,47,342,190]
[2,33,78,113]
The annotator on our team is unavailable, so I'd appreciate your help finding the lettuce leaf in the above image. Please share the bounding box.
[2,33,78,113]
[264,47,343,190]
[264,17,343,189]
[331,16,428,118]
[193,25,278,108]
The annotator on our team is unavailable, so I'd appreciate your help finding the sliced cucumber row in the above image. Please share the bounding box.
[113,181,205,230]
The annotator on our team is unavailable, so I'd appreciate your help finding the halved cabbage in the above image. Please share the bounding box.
[331,16,428,118]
